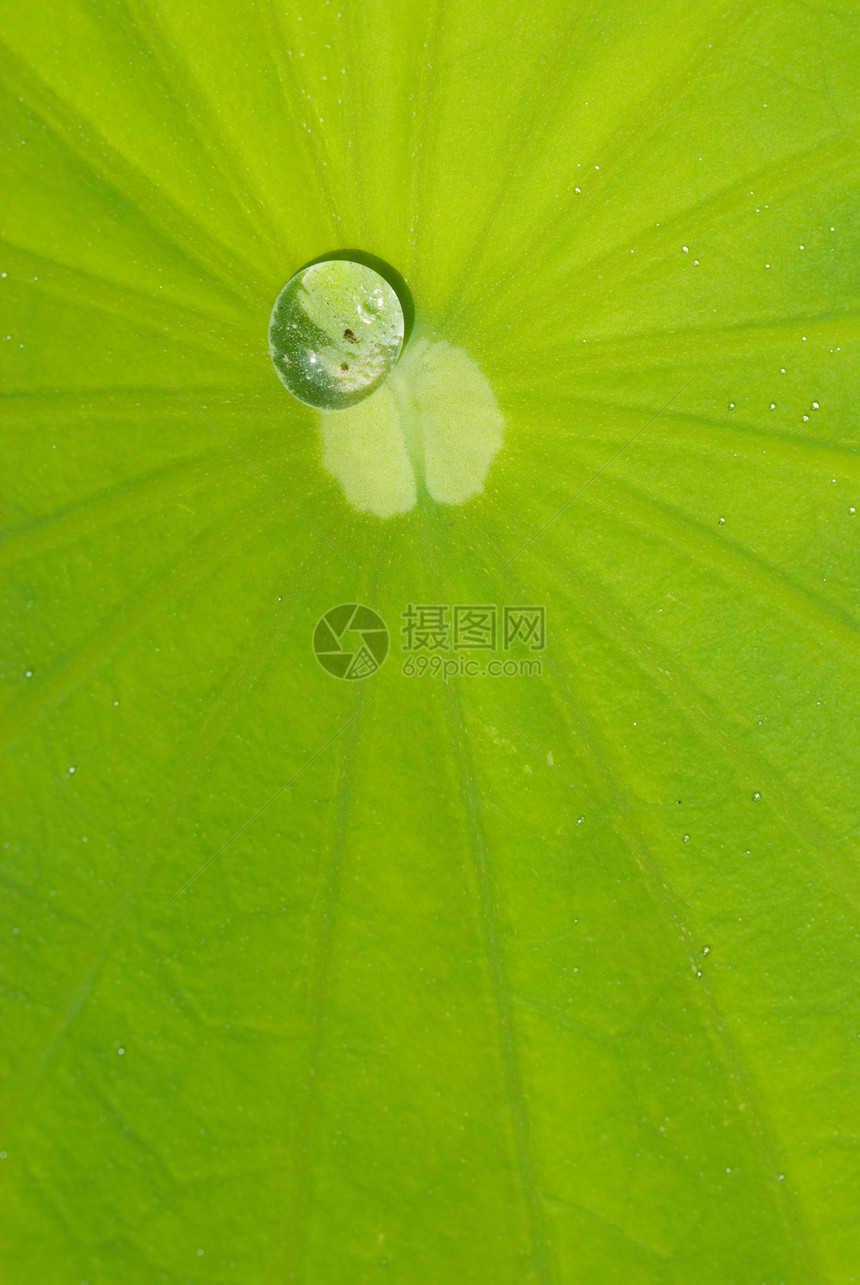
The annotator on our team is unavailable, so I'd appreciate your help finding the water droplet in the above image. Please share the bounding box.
[269,259,405,409]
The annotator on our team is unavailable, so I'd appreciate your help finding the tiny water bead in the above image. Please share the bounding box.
[269,260,405,410]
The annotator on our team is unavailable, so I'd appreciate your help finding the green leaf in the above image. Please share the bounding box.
[2,1,858,1282]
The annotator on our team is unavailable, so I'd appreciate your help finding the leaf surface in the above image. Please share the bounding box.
[1,1,859,1282]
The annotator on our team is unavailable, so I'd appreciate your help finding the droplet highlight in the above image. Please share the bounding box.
[269,260,405,409]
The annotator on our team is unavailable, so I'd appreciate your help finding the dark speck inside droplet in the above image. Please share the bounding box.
[341,362,349,371]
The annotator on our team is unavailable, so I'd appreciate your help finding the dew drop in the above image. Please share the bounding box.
[269,259,405,410]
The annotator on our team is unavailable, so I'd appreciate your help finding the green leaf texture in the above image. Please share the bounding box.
[1,1,858,1282]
